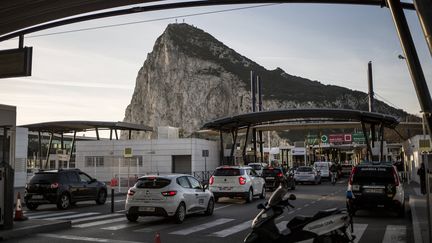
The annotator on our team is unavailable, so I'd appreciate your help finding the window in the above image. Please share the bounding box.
[188,177,202,189]
[249,169,258,176]
[214,168,243,176]
[122,156,143,167]
[79,172,92,183]
[177,176,191,188]
[85,156,104,167]
[136,177,171,189]
[66,172,79,183]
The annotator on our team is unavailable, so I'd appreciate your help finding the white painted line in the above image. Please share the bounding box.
[24,211,56,217]
[102,223,137,231]
[287,211,294,215]
[410,197,423,243]
[115,199,125,203]
[72,213,122,224]
[382,225,406,243]
[276,221,288,232]
[73,216,125,228]
[46,212,100,220]
[38,233,146,243]
[353,223,368,243]
[276,216,283,221]
[29,211,76,219]
[210,220,252,237]
[134,224,174,233]
[304,204,310,207]
[170,218,234,235]
[215,205,232,211]
[116,210,126,213]
[311,201,316,204]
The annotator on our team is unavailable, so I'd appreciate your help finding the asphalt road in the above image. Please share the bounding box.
[8,179,413,243]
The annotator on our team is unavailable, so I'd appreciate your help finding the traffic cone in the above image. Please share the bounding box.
[154,232,161,243]
[14,192,28,221]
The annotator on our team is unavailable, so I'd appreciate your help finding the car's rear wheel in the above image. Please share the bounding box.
[204,198,214,216]
[26,202,38,210]
[96,189,107,205]
[57,193,71,210]
[259,186,266,199]
[174,202,186,224]
[246,188,254,203]
[126,213,138,222]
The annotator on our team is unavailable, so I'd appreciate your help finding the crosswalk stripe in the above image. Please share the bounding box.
[73,217,125,228]
[71,213,122,224]
[38,233,146,243]
[133,224,174,233]
[102,223,139,231]
[169,218,234,235]
[382,225,406,243]
[24,211,56,217]
[29,211,76,219]
[276,221,288,232]
[46,212,100,220]
[353,224,368,243]
[210,220,252,237]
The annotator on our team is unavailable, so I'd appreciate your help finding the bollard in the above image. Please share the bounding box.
[111,188,114,213]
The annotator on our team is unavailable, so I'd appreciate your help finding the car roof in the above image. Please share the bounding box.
[216,166,251,169]
[356,161,394,167]
[138,174,191,179]
[35,169,80,174]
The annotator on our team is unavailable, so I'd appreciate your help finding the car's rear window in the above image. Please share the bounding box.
[297,167,313,172]
[214,168,243,176]
[315,163,329,170]
[262,168,282,176]
[29,173,58,183]
[352,167,395,184]
[249,165,262,170]
[135,178,171,189]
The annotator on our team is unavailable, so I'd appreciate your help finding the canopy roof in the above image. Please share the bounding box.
[21,121,153,134]
[201,108,400,132]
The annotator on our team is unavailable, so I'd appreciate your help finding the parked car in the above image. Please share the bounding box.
[209,166,265,203]
[24,169,107,210]
[125,174,214,223]
[247,162,268,176]
[341,163,353,177]
[262,167,295,191]
[294,166,321,184]
[313,161,332,179]
[346,161,405,217]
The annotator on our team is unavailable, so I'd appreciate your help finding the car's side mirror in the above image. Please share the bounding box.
[288,194,296,200]
[203,183,209,191]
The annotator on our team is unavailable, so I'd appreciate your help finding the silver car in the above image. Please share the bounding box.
[294,166,321,184]
[125,174,214,223]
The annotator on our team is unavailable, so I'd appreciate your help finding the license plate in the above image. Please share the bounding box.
[139,206,155,212]
[219,187,232,191]
[352,185,360,191]
[32,195,43,199]
[364,188,383,193]
[266,177,275,179]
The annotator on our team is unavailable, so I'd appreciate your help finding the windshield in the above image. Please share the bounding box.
[135,178,171,189]
[268,185,288,206]
[29,173,58,184]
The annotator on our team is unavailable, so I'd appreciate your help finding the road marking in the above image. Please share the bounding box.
[311,201,316,204]
[410,197,423,243]
[116,210,127,213]
[29,211,76,219]
[210,220,252,237]
[170,218,234,235]
[102,223,138,231]
[45,212,100,220]
[215,205,232,211]
[134,224,174,233]
[115,199,125,203]
[276,221,288,232]
[71,213,122,224]
[38,233,146,243]
[353,224,368,243]
[304,204,310,207]
[73,215,124,226]
[382,225,407,243]
[24,211,57,217]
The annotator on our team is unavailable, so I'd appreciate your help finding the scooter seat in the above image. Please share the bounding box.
[287,215,313,230]
[314,208,339,219]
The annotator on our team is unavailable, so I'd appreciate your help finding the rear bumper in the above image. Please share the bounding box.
[212,191,249,198]
[125,200,178,216]
[127,206,169,217]
[24,192,58,204]
[351,195,402,209]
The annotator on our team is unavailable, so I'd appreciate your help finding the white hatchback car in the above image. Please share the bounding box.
[125,174,214,223]
[209,166,265,203]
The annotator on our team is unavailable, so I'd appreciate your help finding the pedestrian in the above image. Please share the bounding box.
[417,162,426,195]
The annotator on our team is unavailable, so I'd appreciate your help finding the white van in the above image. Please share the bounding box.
[313,161,332,179]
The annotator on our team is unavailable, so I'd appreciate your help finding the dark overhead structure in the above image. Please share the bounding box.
[202,108,400,164]
[21,121,153,169]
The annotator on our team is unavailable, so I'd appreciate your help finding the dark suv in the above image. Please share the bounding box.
[262,167,295,191]
[347,162,405,217]
[24,169,107,210]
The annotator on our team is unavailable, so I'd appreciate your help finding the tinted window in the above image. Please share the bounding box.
[66,172,79,183]
[177,176,191,188]
[297,167,313,172]
[214,168,243,176]
[262,168,282,176]
[30,173,58,183]
[79,172,92,183]
[352,167,395,185]
[188,177,202,189]
[249,169,258,176]
[136,177,171,189]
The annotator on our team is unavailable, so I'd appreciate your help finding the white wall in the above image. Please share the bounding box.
[14,127,28,187]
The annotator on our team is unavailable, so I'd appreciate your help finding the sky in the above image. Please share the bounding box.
[0,2,431,128]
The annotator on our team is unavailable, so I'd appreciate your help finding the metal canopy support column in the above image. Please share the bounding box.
[242,126,251,164]
[258,75,264,163]
[95,127,100,140]
[45,132,53,169]
[361,122,373,161]
[129,130,132,140]
[38,131,42,169]
[379,123,384,162]
[61,133,64,150]
[69,131,76,169]
[110,129,113,140]
[387,0,432,140]
[230,129,238,164]
[219,130,224,165]
[2,127,7,163]
[414,0,432,57]
[115,129,118,140]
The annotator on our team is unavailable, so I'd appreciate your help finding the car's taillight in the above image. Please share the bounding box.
[348,167,358,185]
[239,176,247,185]
[393,168,400,186]
[127,189,135,196]
[161,191,177,196]
[209,176,214,185]
[277,172,283,177]
[50,182,59,189]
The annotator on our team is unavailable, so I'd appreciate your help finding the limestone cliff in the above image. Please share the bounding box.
[123,23,416,139]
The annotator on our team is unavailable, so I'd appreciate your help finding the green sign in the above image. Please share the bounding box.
[124,148,133,158]
[321,135,328,143]
[306,135,318,145]
[352,132,366,143]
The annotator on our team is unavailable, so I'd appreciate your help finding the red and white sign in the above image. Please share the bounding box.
[344,134,352,142]
[329,134,344,143]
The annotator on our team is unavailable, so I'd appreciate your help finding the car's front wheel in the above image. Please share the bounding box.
[96,189,107,205]
[57,193,71,210]
[259,186,266,199]
[204,198,214,216]
[246,188,254,203]
[174,202,186,224]
[126,213,138,222]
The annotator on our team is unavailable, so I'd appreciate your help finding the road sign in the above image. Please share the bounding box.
[57,154,69,161]
[352,132,366,143]
[321,135,328,143]
[202,150,209,157]
[420,139,431,152]
[124,148,133,158]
